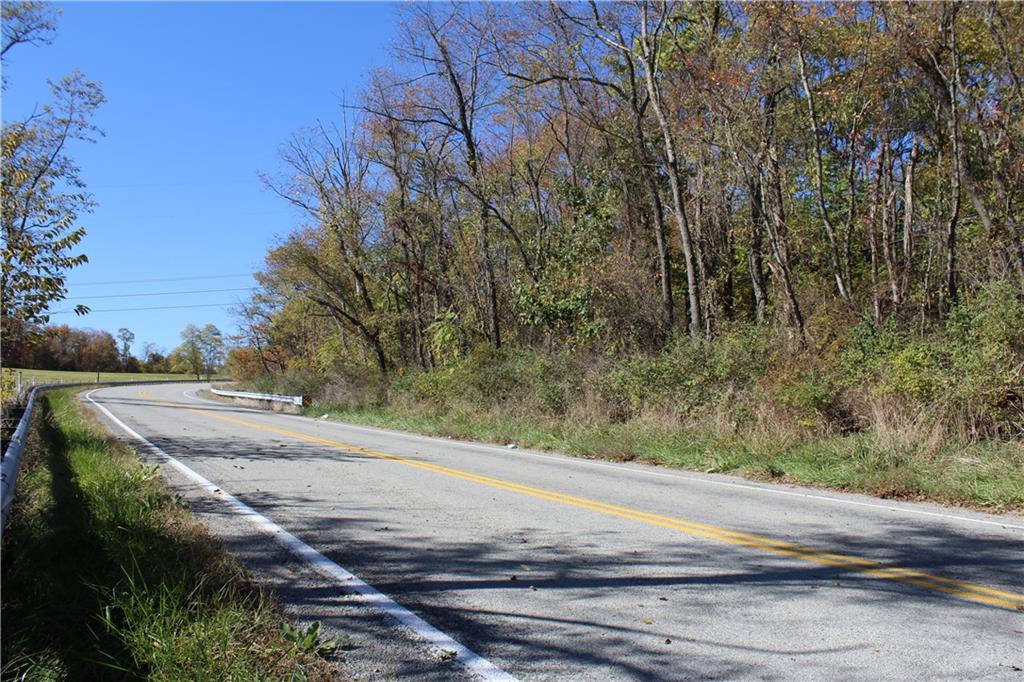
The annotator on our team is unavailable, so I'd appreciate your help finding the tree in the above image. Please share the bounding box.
[1,2,57,84]
[117,327,134,370]
[197,324,224,379]
[245,1,1023,383]
[172,324,205,380]
[387,4,509,348]
[1,5,104,353]
[1,73,104,325]
[141,342,170,373]
[171,323,224,380]
[262,122,392,376]
[80,330,118,371]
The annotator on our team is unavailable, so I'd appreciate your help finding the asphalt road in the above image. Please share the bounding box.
[86,383,1024,680]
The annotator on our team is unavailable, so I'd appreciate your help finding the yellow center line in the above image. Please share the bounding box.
[138,389,1024,611]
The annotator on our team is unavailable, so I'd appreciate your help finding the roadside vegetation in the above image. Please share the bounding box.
[228,4,1023,513]
[1,388,338,680]
[250,287,1023,511]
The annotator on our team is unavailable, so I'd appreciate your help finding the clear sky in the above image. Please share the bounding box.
[3,1,397,356]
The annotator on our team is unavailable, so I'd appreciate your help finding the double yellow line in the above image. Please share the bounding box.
[140,389,1024,611]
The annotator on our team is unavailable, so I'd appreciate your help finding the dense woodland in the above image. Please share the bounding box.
[231,1,1024,453]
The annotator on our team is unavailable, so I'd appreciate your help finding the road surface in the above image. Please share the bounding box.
[85,383,1024,680]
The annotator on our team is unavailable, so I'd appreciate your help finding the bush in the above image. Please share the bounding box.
[394,346,583,417]
[253,285,1024,443]
[944,284,1024,436]
[875,340,947,403]
[595,326,773,422]
[833,284,1024,438]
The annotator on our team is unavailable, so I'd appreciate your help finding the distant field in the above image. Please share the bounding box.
[2,367,220,386]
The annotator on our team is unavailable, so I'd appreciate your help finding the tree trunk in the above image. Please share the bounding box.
[900,141,917,303]
[748,178,769,323]
[797,45,852,305]
[630,120,675,336]
[763,158,806,340]
[880,147,901,307]
[944,20,962,313]
[637,10,703,337]
[869,160,883,323]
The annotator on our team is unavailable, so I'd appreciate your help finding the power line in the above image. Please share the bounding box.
[49,302,238,315]
[74,287,256,300]
[68,273,254,286]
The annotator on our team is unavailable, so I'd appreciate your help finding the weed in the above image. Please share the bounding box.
[281,621,347,657]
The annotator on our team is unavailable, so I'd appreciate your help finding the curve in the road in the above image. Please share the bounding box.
[87,389,519,681]
[138,388,1024,612]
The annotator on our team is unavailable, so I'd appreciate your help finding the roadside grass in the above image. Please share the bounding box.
[303,403,1024,512]
[1,388,338,681]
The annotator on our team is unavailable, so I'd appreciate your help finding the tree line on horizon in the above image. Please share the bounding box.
[232,1,1022,386]
[5,322,225,379]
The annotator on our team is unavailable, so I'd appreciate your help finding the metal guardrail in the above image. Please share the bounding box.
[211,387,303,407]
[0,379,208,537]
[0,385,43,532]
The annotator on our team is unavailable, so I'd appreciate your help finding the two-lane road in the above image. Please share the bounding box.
[87,383,1024,680]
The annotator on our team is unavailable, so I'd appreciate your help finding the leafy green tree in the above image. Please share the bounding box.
[171,325,204,379]
[197,324,224,379]
[171,324,224,379]
[117,327,134,370]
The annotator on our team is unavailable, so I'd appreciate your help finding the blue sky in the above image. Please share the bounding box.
[3,1,397,356]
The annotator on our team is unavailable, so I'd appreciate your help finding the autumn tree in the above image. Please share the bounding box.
[245,1,1023,385]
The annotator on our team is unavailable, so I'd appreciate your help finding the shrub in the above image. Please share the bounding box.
[874,340,947,403]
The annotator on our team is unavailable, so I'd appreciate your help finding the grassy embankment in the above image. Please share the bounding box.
[1,388,338,680]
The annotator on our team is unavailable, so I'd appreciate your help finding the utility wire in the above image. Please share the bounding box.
[68,273,254,286]
[74,287,256,300]
[49,302,237,315]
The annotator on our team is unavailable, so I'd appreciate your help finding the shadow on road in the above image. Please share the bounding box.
[95,406,1024,680]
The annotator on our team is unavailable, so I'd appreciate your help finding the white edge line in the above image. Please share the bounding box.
[87,388,518,682]
[181,387,1024,533]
